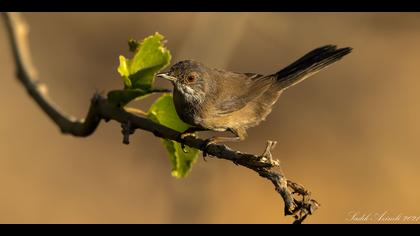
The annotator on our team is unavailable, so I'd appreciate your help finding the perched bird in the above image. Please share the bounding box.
[157,45,352,147]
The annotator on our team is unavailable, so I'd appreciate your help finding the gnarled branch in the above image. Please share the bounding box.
[2,12,319,224]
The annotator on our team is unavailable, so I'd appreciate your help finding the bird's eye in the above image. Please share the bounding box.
[187,75,196,83]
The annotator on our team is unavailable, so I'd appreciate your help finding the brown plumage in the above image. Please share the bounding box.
[158,45,352,143]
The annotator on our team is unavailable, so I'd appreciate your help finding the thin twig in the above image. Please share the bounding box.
[2,12,319,224]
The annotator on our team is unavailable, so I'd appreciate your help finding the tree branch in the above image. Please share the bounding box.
[2,12,319,224]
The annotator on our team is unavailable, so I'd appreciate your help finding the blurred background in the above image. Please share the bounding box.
[1,13,420,224]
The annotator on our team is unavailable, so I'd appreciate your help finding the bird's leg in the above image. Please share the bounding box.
[179,127,208,153]
[202,128,247,160]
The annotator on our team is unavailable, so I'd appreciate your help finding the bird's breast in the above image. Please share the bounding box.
[172,89,204,127]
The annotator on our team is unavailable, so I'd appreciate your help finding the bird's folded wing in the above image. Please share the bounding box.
[211,72,275,115]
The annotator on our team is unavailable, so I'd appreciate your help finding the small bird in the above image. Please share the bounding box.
[157,45,352,148]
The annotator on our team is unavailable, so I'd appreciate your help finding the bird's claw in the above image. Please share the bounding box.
[180,132,196,139]
[201,137,217,161]
[179,132,196,153]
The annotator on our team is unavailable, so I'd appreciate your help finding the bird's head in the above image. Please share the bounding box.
[157,60,209,103]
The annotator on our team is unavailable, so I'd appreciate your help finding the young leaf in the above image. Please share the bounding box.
[117,32,171,91]
[117,55,130,78]
[148,94,200,178]
[112,33,171,106]
[129,33,171,90]
[130,64,167,90]
[117,56,131,88]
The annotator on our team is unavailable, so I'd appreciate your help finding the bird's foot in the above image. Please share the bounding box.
[201,137,218,161]
[179,132,196,153]
[180,132,196,139]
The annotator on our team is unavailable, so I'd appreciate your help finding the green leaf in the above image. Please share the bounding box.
[117,56,131,88]
[113,32,172,105]
[117,55,130,77]
[129,33,171,90]
[148,94,200,178]
[130,64,167,90]
[107,89,151,107]
[117,32,171,90]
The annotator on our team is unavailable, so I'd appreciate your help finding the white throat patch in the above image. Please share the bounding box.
[176,83,205,104]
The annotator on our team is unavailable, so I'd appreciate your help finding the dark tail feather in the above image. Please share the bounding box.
[275,45,352,90]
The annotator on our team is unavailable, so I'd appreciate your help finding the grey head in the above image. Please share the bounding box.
[157,60,210,104]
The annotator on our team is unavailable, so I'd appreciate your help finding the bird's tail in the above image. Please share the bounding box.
[275,45,352,90]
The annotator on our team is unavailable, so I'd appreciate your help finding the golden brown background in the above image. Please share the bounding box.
[1,13,420,224]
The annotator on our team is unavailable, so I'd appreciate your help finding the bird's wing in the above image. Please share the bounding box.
[211,72,275,115]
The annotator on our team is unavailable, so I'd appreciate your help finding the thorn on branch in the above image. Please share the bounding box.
[260,140,280,167]
[121,120,135,144]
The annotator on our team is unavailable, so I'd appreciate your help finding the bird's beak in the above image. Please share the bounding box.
[156,73,177,83]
